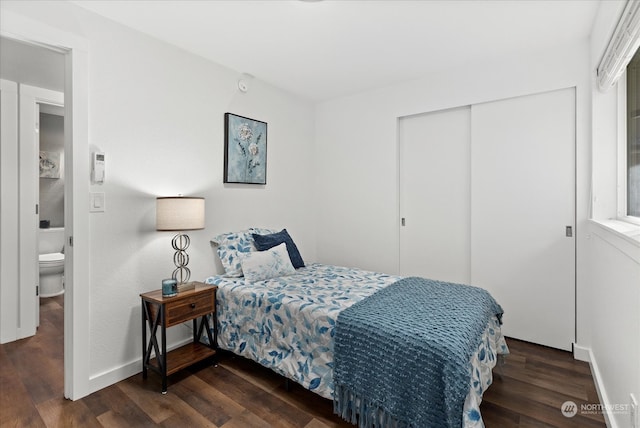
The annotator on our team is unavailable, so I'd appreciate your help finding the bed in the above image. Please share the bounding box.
[205,229,509,428]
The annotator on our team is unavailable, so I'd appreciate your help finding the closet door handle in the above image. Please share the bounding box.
[565,226,573,237]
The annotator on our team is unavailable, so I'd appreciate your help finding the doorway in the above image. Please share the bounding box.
[0,14,89,398]
[0,36,66,394]
[0,38,65,341]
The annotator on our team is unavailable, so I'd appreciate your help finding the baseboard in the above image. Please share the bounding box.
[573,343,591,362]
[574,344,616,428]
[87,337,192,395]
[88,357,142,394]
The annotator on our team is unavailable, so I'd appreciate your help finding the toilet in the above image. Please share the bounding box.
[39,252,64,297]
[38,227,65,297]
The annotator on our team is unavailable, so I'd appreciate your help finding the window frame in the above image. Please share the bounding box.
[618,66,640,225]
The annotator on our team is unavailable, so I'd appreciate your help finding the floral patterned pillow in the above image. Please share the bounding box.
[241,243,295,283]
[211,228,277,277]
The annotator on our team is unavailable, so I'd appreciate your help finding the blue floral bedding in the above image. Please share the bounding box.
[205,263,508,427]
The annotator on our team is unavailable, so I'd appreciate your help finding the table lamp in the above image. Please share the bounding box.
[156,196,205,291]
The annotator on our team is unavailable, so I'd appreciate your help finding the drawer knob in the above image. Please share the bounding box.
[190,303,196,309]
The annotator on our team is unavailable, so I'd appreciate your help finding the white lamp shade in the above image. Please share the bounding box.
[156,197,205,231]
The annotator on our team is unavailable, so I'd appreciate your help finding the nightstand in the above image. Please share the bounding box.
[140,282,217,393]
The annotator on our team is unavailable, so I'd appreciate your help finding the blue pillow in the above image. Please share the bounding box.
[252,229,305,269]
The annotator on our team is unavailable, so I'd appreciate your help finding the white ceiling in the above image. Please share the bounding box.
[72,0,601,102]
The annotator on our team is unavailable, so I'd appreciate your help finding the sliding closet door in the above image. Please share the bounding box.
[399,106,471,284]
[470,88,575,351]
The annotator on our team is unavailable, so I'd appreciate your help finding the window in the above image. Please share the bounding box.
[627,48,640,218]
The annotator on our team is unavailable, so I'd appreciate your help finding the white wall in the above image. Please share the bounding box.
[315,43,591,276]
[39,112,65,228]
[0,36,65,93]
[586,2,640,427]
[314,40,594,364]
[584,223,640,428]
[0,1,316,396]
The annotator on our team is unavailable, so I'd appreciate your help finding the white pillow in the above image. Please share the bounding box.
[211,227,278,277]
[241,242,295,283]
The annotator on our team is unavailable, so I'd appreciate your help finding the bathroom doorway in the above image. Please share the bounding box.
[0,36,65,394]
[38,102,66,327]
[2,11,90,400]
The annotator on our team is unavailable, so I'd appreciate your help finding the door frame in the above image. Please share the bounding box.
[1,9,91,400]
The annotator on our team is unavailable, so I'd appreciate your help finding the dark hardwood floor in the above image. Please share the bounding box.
[0,295,606,427]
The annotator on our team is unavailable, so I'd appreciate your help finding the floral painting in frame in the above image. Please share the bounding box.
[224,113,267,184]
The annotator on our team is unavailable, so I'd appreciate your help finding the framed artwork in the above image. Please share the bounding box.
[39,151,60,178]
[224,113,267,184]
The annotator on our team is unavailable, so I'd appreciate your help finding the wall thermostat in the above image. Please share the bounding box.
[92,152,105,183]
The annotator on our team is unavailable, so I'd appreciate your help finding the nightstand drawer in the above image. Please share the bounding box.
[165,292,214,326]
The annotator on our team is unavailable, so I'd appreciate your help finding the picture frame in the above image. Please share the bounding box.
[224,113,267,184]
[39,151,60,178]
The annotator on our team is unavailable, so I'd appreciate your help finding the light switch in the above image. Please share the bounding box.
[90,192,105,212]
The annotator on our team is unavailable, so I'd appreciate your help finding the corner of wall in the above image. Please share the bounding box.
[585,346,619,428]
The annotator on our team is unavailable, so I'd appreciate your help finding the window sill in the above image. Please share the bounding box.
[590,219,640,242]
[588,219,640,263]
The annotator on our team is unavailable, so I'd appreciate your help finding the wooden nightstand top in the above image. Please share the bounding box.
[140,281,216,304]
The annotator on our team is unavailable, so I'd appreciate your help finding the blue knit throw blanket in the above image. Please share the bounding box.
[333,277,503,428]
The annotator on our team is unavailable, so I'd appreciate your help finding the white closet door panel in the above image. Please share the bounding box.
[399,106,471,283]
[471,88,575,350]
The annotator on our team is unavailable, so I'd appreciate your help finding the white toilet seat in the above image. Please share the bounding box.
[39,252,64,264]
